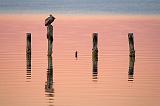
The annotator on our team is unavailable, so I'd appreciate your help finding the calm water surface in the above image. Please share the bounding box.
[0,15,160,106]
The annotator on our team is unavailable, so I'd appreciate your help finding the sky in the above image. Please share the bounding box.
[0,0,160,15]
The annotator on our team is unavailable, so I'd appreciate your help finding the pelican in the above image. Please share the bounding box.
[45,14,56,26]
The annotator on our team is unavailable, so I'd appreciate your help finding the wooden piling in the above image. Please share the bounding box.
[128,33,135,57]
[26,33,31,81]
[47,25,53,56]
[92,33,98,61]
[26,33,31,55]
[92,33,98,80]
[45,15,55,56]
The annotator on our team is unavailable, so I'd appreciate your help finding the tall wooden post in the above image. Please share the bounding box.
[92,33,98,80]
[45,14,55,56]
[128,33,135,57]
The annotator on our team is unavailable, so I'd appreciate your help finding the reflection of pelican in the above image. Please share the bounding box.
[45,14,56,26]
[128,57,135,81]
[45,56,54,105]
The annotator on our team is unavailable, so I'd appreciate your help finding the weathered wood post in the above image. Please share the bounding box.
[128,33,135,81]
[45,14,56,56]
[92,33,98,61]
[128,33,135,57]
[26,33,31,80]
[92,33,98,80]
[26,33,31,56]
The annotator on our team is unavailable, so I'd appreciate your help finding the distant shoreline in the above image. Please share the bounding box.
[0,13,160,20]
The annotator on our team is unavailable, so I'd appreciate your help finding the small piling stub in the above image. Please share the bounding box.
[26,33,31,55]
[92,33,98,61]
[75,51,78,59]
[128,33,135,57]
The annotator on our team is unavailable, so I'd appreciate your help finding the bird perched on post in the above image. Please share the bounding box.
[45,14,56,26]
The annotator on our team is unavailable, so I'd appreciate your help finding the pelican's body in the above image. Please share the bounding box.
[45,15,55,26]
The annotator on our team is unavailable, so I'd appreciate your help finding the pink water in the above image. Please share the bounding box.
[0,14,160,106]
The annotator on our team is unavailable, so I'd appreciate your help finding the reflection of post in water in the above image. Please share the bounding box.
[26,33,31,81]
[92,59,98,80]
[26,54,31,80]
[128,57,135,81]
[45,56,54,105]
[92,33,98,80]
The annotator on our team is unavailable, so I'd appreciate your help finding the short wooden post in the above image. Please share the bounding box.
[45,14,55,56]
[128,33,135,57]
[26,33,31,56]
[92,33,98,80]
[92,33,98,61]
[75,51,78,59]
[26,33,31,71]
